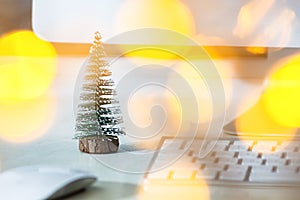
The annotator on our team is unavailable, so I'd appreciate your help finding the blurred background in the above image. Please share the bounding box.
[0,0,32,35]
[0,0,60,144]
[0,0,300,145]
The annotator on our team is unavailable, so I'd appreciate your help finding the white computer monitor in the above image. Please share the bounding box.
[32,0,300,47]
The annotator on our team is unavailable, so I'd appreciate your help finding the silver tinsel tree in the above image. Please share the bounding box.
[74,32,125,153]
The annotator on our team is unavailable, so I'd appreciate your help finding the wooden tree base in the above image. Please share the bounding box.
[79,135,119,154]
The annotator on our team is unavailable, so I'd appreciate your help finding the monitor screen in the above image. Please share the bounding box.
[32,0,300,47]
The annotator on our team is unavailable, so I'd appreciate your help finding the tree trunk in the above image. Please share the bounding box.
[79,135,119,154]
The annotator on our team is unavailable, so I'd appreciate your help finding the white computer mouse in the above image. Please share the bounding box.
[0,165,97,200]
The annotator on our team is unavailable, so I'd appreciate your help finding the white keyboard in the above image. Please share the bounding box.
[144,137,300,186]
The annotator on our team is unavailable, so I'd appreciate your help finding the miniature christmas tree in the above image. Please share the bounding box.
[74,32,125,154]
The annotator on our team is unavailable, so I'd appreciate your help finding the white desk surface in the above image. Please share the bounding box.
[0,56,299,200]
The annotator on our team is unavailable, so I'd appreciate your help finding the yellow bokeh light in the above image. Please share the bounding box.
[0,30,57,143]
[114,0,195,60]
[236,97,296,136]
[235,95,296,151]
[263,54,300,128]
[246,46,267,55]
[125,48,180,61]
[234,55,300,149]
[0,30,57,103]
[138,174,210,200]
[0,96,56,143]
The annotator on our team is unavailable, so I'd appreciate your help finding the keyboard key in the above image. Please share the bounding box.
[211,140,230,148]
[252,146,275,153]
[237,151,259,159]
[256,141,278,146]
[228,144,249,152]
[285,152,300,159]
[211,144,228,151]
[202,163,225,171]
[252,141,278,153]
[203,151,215,158]
[251,165,274,173]
[276,166,297,173]
[240,157,263,166]
[217,157,239,165]
[214,151,236,158]
[219,170,247,181]
[215,140,232,145]
[226,164,249,172]
[196,157,217,165]
[264,158,288,166]
[233,140,254,147]
[281,142,300,151]
[249,172,300,183]
[196,170,217,180]
[288,159,300,166]
[260,153,284,159]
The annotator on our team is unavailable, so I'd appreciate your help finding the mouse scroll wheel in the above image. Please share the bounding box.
[38,167,71,174]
